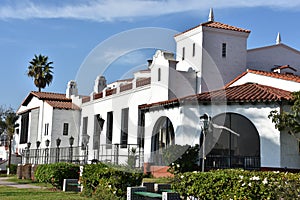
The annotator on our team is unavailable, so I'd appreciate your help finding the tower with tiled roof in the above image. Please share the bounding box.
[174,9,250,93]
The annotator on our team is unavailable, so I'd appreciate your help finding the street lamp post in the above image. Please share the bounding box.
[82,135,90,164]
[56,138,61,163]
[35,141,41,164]
[200,113,210,172]
[45,139,50,164]
[26,142,31,164]
[69,136,74,163]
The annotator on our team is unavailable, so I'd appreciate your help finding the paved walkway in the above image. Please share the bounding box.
[0,177,45,189]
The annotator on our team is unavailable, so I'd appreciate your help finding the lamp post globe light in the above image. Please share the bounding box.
[27,142,31,149]
[45,139,50,147]
[36,141,41,148]
[69,136,74,163]
[56,138,61,147]
[200,113,210,172]
[45,139,50,164]
[69,136,74,147]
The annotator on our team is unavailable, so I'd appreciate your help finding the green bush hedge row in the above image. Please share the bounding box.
[34,163,79,189]
[7,164,17,174]
[80,163,145,199]
[173,169,300,199]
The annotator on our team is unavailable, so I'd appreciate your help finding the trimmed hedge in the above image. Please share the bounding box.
[81,163,144,199]
[172,169,300,199]
[34,163,79,189]
[7,164,17,174]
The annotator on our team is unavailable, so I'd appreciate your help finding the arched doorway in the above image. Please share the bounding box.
[151,116,175,165]
[206,113,260,170]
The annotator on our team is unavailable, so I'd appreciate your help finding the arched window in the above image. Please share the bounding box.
[205,113,260,170]
[151,117,175,165]
[158,68,161,81]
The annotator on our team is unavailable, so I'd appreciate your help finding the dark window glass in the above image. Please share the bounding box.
[63,123,68,136]
[120,108,129,148]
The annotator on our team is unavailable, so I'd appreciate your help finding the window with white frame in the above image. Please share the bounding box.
[44,123,49,136]
[63,123,69,136]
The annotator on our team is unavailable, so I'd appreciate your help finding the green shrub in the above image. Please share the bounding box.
[81,163,144,198]
[35,163,79,189]
[7,164,17,174]
[164,144,199,174]
[172,169,300,199]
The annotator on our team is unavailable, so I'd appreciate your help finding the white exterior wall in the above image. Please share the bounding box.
[81,85,152,161]
[247,44,300,75]
[175,26,203,72]
[50,109,81,148]
[228,73,300,91]
[202,28,248,91]
[143,103,286,168]
[168,67,197,99]
[149,50,172,103]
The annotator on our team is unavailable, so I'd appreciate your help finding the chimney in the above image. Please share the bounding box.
[94,75,107,93]
[66,80,78,98]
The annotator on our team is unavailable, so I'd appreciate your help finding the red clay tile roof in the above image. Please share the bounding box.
[225,69,300,88]
[175,21,250,37]
[21,91,79,110]
[271,65,297,72]
[22,91,70,106]
[139,83,291,110]
[46,100,80,110]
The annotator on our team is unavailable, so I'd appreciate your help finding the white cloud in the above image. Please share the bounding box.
[0,0,300,22]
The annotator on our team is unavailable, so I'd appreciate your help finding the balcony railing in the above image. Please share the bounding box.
[105,88,117,96]
[136,78,151,87]
[120,83,133,92]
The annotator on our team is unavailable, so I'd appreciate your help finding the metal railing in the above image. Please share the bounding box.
[205,155,260,170]
[92,144,144,168]
[22,143,144,168]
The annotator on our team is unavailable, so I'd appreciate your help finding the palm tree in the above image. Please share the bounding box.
[27,54,54,92]
[0,107,19,174]
[5,111,19,174]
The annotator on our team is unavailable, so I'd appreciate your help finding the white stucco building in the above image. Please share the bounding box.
[13,9,300,171]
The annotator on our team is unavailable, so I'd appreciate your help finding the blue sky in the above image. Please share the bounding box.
[1,0,300,109]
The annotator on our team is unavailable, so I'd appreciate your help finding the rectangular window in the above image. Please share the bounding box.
[93,115,101,150]
[192,43,195,57]
[20,112,29,144]
[106,112,113,148]
[222,43,227,58]
[182,47,185,60]
[158,68,161,82]
[63,123,69,136]
[137,110,145,148]
[82,117,88,135]
[44,123,49,136]
[120,108,129,148]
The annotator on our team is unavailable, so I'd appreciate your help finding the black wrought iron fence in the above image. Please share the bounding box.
[22,143,144,168]
[92,144,144,168]
[205,155,260,170]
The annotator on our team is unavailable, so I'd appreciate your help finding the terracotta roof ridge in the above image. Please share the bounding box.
[140,83,291,110]
[31,91,66,96]
[175,20,250,37]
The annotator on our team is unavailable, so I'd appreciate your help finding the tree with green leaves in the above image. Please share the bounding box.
[0,106,19,174]
[27,54,54,92]
[268,91,300,139]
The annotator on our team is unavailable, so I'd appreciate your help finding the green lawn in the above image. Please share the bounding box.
[6,176,52,188]
[0,186,90,200]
